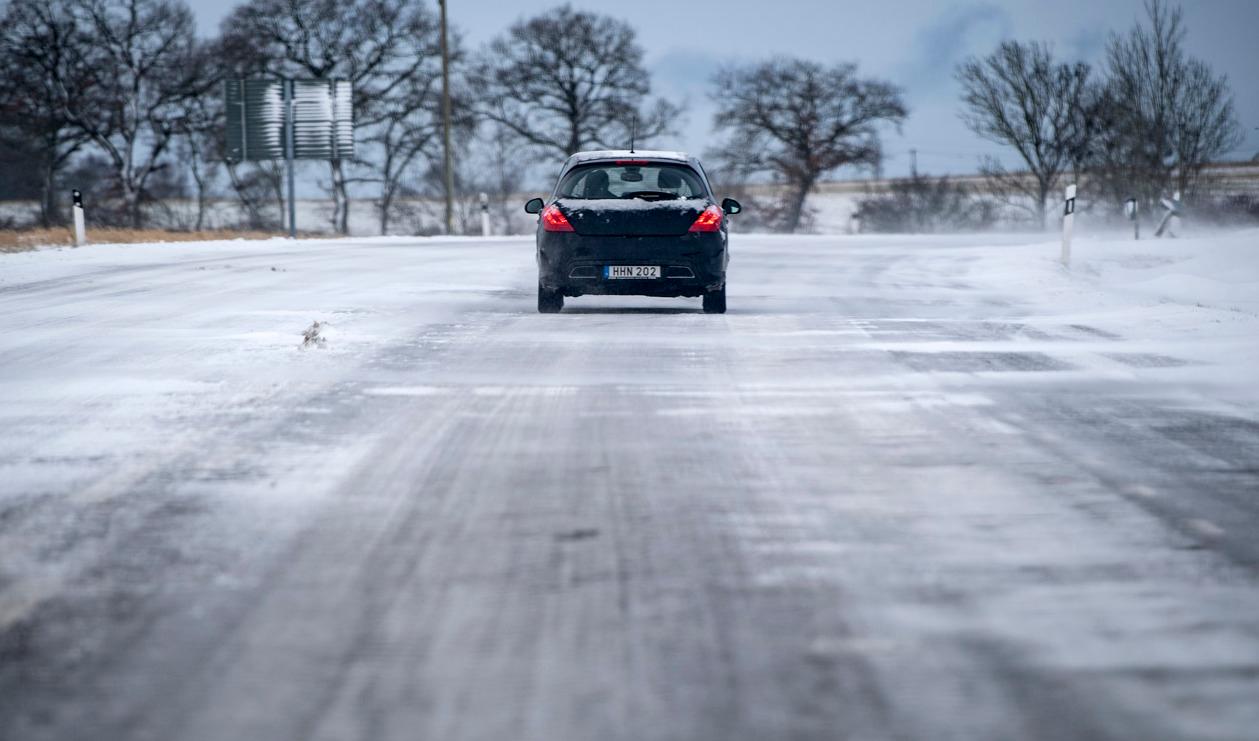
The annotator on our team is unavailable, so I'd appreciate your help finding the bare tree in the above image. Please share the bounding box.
[369,87,439,234]
[435,123,533,236]
[480,123,531,235]
[0,139,42,212]
[358,20,474,234]
[368,82,441,234]
[226,160,285,231]
[175,93,223,231]
[0,0,93,227]
[54,0,210,228]
[220,0,450,235]
[470,4,680,160]
[1091,0,1240,210]
[956,41,1093,228]
[711,57,906,233]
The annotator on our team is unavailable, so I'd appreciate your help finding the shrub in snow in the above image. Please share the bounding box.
[856,174,998,233]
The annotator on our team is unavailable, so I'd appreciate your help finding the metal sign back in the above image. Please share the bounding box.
[224,79,285,162]
[225,79,352,162]
[291,80,354,160]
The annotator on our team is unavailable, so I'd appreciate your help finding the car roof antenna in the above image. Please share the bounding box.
[629,117,636,154]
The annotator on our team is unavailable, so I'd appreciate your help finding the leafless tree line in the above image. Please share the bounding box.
[956,0,1240,228]
[0,1,683,234]
[0,0,909,236]
[0,0,210,228]
[1,0,1241,235]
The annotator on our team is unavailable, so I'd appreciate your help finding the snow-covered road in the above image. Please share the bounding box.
[2,231,1258,740]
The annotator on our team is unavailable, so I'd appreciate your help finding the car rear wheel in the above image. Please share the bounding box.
[702,286,726,314]
[538,284,564,313]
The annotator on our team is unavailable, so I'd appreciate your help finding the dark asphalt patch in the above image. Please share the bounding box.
[1153,413,1259,471]
[554,528,600,542]
[891,351,1075,373]
[861,321,1055,342]
[1068,324,1122,340]
[1104,353,1192,368]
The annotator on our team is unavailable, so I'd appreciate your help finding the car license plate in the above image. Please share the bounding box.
[605,265,660,279]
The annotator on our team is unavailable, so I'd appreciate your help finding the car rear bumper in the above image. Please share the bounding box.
[537,231,726,297]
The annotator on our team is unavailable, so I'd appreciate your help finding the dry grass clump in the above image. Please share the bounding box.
[0,228,285,252]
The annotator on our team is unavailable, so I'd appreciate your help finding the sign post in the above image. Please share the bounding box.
[71,189,86,246]
[283,80,296,239]
[1124,198,1139,240]
[1061,184,1076,267]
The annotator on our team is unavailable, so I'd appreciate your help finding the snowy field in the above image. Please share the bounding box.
[2,230,1259,739]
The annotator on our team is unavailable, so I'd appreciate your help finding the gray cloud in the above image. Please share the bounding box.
[901,4,1014,94]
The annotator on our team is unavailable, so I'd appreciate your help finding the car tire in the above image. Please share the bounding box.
[538,284,564,313]
[702,286,726,314]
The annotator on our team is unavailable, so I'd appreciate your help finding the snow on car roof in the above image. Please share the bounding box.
[566,150,693,165]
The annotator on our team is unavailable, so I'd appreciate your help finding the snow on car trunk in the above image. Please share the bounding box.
[556,198,706,237]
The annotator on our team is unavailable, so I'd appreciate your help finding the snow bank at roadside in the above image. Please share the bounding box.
[950,229,1259,405]
[987,230,1258,315]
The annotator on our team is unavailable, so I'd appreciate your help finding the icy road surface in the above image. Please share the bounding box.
[2,232,1259,741]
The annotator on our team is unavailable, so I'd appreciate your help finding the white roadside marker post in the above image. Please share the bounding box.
[1154,191,1182,238]
[1061,184,1077,267]
[71,189,86,246]
[1125,198,1139,240]
[479,192,490,237]
[1168,190,1182,237]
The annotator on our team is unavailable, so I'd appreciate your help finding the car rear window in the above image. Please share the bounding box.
[557,163,707,200]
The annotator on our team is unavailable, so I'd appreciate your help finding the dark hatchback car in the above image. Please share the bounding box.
[525,151,742,314]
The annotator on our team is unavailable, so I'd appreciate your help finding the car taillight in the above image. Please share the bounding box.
[540,204,574,232]
[689,205,723,233]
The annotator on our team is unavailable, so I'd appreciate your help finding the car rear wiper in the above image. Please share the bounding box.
[622,190,681,201]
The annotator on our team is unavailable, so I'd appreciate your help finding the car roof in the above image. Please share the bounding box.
[565,150,694,166]
[552,150,713,199]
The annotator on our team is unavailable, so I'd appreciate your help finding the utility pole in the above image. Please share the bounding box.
[439,0,454,235]
[909,149,918,178]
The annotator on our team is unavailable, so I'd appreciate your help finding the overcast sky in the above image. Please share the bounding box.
[191,0,1259,178]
